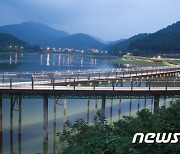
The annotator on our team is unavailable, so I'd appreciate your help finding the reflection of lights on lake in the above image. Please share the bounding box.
[81,58,83,66]
[53,54,55,66]
[58,55,61,66]
[15,53,18,64]
[40,55,42,65]
[46,54,50,66]
[9,55,12,64]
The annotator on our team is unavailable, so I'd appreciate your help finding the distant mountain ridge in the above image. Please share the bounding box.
[0,22,105,49]
[0,21,69,47]
[108,21,180,56]
[52,33,105,49]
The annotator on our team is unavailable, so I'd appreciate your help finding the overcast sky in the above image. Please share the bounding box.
[0,0,180,41]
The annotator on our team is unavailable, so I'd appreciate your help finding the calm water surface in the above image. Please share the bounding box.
[0,52,172,154]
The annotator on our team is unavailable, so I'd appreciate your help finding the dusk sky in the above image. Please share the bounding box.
[0,0,180,41]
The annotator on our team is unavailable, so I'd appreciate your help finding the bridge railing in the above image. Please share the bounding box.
[1,76,180,91]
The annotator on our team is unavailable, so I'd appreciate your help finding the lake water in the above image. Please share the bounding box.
[0,52,172,154]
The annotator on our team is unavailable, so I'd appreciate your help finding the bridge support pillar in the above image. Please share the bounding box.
[18,96,22,154]
[0,95,2,154]
[53,98,57,154]
[101,96,106,122]
[118,98,121,120]
[87,99,90,124]
[10,96,13,154]
[63,97,67,131]
[0,95,2,133]
[95,98,98,116]
[43,95,48,154]
[110,99,113,125]
[154,95,160,114]
[129,98,132,116]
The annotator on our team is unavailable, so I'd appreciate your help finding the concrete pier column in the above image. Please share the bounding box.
[95,98,98,116]
[101,96,106,117]
[118,98,121,121]
[0,95,2,133]
[110,99,113,125]
[18,96,22,135]
[129,98,132,116]
[10,96,13,154]
[18,96,22,154]
[53,99,57,154]
[87,99,90,124]
[154,95,160,114]
[0,95,2,154]
[63,98,67,130]
[43,95,48,154]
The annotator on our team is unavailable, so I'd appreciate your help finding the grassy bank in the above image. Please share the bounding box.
[109,57,174,66]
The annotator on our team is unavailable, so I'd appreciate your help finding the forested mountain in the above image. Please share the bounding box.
[0,33,28,49]
[0,33,40,51]
[52,33,105,49]
[0,21,69,47]
[0,22,105,49]
[109,21,180,56]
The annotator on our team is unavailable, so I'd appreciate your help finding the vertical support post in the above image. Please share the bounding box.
[129,98,132,116]
[131,80,133,91]
[53,99,57,154]
[116,72,118,78]
[149,80,151,90]
[93,79,95,90]
[166,79,168,90]
[74,79,75,90]
[112,80,114,90]
[0,95,2,134]
[121,79,123,87]
[18,96,22,135]
[95,98,98,116]
[10,78,12,89]
[0,95,2,154]
[10,96,13,154]
[99,73,100,79]
[87,99,90,124]
[110,99,113,125]
[18,99,22,154]
[154,95,160,115]
[18,96,22,154]
[101,96,106,121]
[123,71,124,78]
[53,78,54,90]
[63,97,67,131]
[32,77,34,90]
[118,98,121,121]
[43,95,48,154]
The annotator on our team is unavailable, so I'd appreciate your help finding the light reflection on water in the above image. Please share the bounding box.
[0,96,172,154]
[0,52,116,72]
